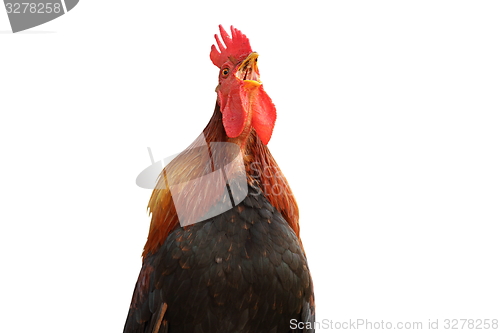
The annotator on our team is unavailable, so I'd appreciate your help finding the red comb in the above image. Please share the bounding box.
[210,25,253,68]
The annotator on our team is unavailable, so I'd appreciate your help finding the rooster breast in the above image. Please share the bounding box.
[124,185,315,333]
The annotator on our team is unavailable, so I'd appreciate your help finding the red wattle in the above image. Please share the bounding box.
[220,86,249,138]
[251,86,276,145]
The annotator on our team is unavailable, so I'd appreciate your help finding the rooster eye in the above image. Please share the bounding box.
[222,68,230,76]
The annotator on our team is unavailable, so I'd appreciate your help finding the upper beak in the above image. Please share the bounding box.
[236,52,261,87]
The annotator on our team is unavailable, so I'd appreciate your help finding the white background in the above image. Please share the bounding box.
[1,1,499,332]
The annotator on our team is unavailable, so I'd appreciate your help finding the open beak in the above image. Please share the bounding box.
[236,52,261,87]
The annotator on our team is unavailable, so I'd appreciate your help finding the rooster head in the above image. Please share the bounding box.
[210,25,277,145]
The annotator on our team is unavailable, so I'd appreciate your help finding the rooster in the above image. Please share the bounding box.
[124,25,315,333]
